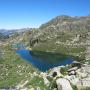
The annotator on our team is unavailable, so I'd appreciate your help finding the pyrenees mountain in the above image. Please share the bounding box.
[0,15,90,90]
[29,15,90,61]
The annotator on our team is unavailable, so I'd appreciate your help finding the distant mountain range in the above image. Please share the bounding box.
[0,28,31,41]
[0,28,31,35]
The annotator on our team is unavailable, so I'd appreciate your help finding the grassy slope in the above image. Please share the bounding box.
[0,43,51,90]
[0,45,36,87]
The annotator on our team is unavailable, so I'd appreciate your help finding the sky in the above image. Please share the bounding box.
[0,0,90,29]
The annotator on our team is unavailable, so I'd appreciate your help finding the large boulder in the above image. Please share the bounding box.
[43,77,50,86]
[65,75,79,85]
[40,72,50,86]
[48,66,63,78]
[56,78,73,90]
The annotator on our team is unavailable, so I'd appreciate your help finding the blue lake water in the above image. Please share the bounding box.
[16,50,73,72]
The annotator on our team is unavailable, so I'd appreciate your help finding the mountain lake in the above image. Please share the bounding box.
[16,49,74,72]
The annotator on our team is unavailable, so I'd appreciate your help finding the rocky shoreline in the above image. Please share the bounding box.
[40,61,90,90]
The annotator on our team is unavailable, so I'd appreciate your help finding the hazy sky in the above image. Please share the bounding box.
[0,0,90,29]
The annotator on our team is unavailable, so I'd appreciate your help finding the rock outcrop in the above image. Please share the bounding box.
[56,78,73,90]
[41,63,90,90]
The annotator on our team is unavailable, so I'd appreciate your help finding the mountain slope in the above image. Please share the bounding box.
[29,15,90,61]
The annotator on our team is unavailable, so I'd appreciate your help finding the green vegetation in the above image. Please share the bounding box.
[80,87,90,90]
[26,76,50,90]
[60,67,68,75]
[0,44,39,88]
[71,85,78,90]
